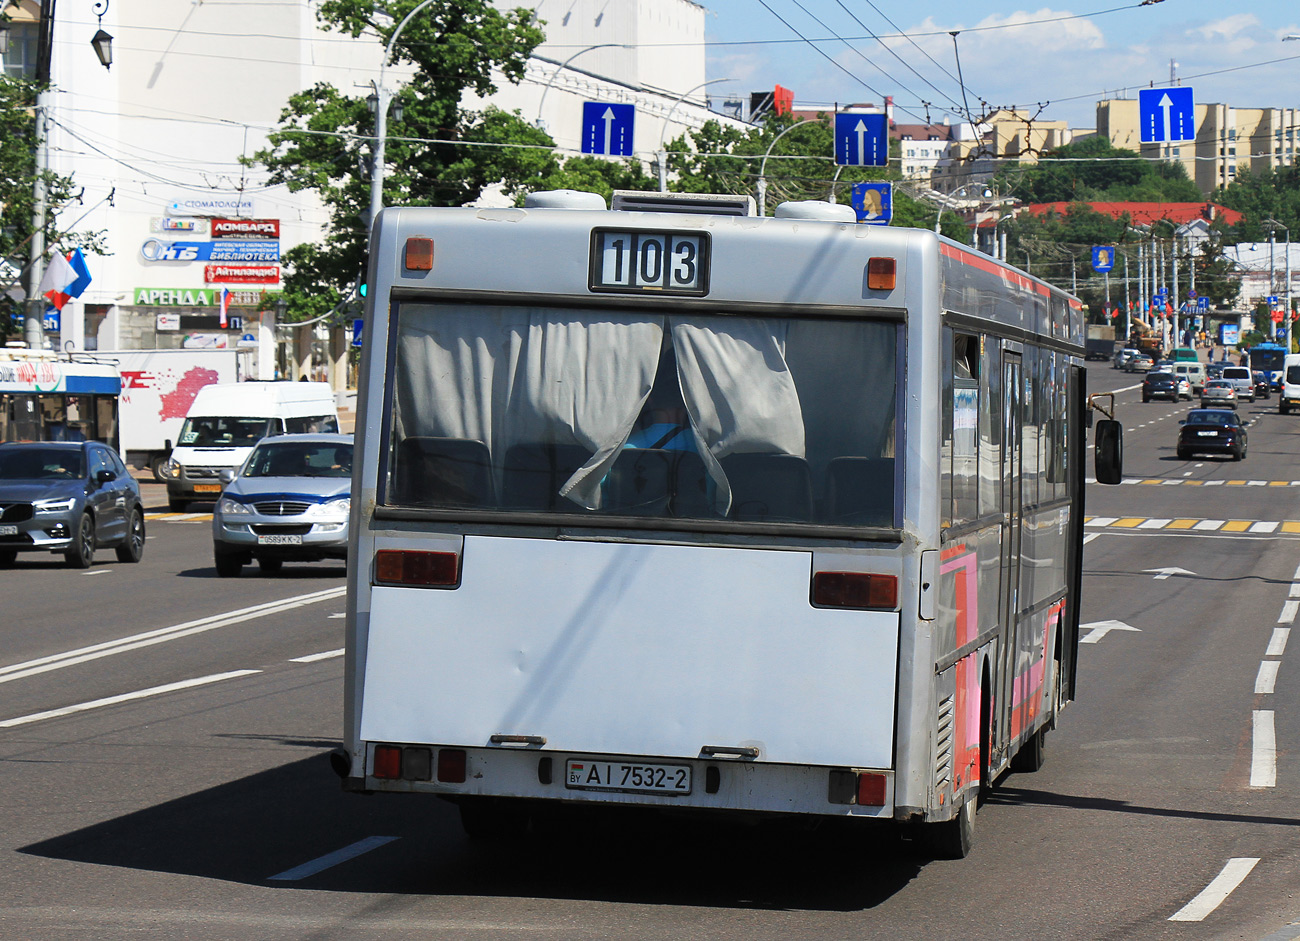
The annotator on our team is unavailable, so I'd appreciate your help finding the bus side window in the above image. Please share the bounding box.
[951,332,979,525]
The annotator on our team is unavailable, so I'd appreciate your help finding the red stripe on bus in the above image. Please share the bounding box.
[940,243,1050,297]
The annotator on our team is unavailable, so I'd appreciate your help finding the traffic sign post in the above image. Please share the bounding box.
[834,113,888,167]
[352,319,364,348]
[850,181,892,224]
[1138,87,1195,143]
[581,102,635,157]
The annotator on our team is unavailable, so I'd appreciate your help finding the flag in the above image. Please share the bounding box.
[37,252,77,310]
[46,249,93,311]
[219,287,230,327]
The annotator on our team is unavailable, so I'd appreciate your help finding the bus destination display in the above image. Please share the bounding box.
[590,229,709,296]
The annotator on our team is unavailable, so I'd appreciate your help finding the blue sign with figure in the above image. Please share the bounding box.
[352,318,364,348]
[851,182,892,224]
[581,102,635,156]
[1138,87,1195,143]
[834,112,888,167]
[1091,246,1115,272]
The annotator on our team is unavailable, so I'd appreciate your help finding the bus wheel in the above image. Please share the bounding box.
[924,791,975,859]
[1011,728,1046,773]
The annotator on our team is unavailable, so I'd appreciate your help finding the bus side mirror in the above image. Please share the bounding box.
[1094,420,1123,485]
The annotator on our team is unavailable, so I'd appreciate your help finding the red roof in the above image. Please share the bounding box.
[1025,202,1243,226]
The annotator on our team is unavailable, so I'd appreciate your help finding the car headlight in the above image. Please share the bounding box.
[164,458,182,478]
[305,497,350,521]
[216,497,252,516]
[34,497,76,514]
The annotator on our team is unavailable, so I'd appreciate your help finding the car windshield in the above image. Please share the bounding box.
[244,441,353,478]
[0,447,85,479]
[1187,411,1234,425]
[178,416,274,447]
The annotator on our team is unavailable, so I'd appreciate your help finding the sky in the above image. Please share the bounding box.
[699,1,1300,130]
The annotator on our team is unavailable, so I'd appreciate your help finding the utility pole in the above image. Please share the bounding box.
[1123,252,1131,342]
[24,0,56,350]
[1172,233,1180,346]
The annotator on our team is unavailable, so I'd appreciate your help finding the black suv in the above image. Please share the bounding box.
[1142,371,1181,403]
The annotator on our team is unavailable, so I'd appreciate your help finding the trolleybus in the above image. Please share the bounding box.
[0,349,121,448]
[1249,341,1287,388]
[337,190,1121,858]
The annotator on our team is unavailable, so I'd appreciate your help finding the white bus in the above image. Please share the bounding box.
[337,190,1121,858]
[0,350,121,449]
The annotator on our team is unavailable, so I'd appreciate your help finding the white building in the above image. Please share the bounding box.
[3,0,738,368]
[1222,242,1300,308]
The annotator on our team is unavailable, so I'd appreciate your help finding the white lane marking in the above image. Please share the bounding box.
[1168,858,1260,922]
[328,612,346,619]
[1290,584,1300,598]
[290,649,344,664]
[268,836,399,882]
[1251,521,1280,534]
[1267,628,1291,657]
[1281,601,1299,625]
[0,586,346,686]
[1204,480,1225,486]
[1256,661,1281,695]
[1082,532,1100,545]
[1086,517,1118,527]
[1080,620,1141,644]
[0,670,261,729]
[1248,480,1268,487]
[1293,561,1300,581]
[1251,710,1277,787]
[1140,518,1173,529]
[1182,472,1192,477]
[81,570,110,576]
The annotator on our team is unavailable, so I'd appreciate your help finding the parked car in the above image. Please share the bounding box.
[1200,378,1238,409]
[1253,371,1273,400]
[1220,365,1255,402]
[1142,371,1182,402]
[0,441,146,568]
[1177,408,1248,461]
[212,433,353,577]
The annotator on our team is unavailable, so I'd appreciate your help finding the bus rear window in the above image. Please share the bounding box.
[384,303,900,528]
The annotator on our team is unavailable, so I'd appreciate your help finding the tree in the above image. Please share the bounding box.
[252,0,548,322]
[0,76,103,342]
[1212,164,1300,243]
[995,136,1201,204]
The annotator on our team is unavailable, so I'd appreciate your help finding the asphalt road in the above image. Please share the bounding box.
[4,366,1300,940]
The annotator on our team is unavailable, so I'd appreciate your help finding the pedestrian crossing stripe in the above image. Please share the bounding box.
[1085,517,1300,534]
[1116,479,1300,487]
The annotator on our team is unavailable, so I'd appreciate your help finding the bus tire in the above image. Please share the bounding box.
[1011,727,1046,773]
[924,791,975,859]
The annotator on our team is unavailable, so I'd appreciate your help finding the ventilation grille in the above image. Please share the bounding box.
[611,190,756,217]
[935,693,956,791]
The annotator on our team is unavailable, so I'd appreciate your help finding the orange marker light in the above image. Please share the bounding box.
[404,237,434,271]
[375,549,459,587]
[856,772,887,806]
[373,744,402,779]
[867,256,896,290]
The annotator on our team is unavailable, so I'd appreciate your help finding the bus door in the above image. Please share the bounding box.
[994,351,1024,767]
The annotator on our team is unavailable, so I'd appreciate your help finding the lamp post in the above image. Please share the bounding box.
[756,119,812,216]
[1265,219,1290,341]
[534,44,625,131]
[367,0,439,235]
[656,77,732,192]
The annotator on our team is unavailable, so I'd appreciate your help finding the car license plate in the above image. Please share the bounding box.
[0,525,16,536]
[194,483,222,493]
[1198,431,1218,437]
[257,534,303,545]
[565,759,691,795]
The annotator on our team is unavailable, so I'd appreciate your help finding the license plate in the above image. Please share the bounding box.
[257,534,303,545]
[565,759,691,795]
[1198,431,1218,437]
[0,525,16,536]
[194,483,222,493]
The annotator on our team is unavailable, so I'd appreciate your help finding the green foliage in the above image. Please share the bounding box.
[995,136,1201,204]
[252,0,547,321]
[0,77,102,340]
[1212,165,1300,243]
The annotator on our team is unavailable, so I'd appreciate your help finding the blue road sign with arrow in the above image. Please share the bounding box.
[1091,246,1115,272]
[834,112,888,167]
[1198,296,1209,311]
[1138,87,1195,143]
[581,102,635,156]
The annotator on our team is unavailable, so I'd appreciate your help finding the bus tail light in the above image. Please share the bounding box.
[437,748,467,783]
[867,257,896,290]
[373,744,402,779]
[375,549,459,587]
[404,237,434,271]
[812,571,898,610]
[856,772,887,806]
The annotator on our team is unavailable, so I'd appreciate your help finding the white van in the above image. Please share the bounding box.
[1220,365,1255,403]
[1280,354,1300,414]
[1172,361,1206,393]
[163,381,339,510]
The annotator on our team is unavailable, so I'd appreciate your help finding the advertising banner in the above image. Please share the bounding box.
[135,287,280,307]
[205,264,280,284]
[166,195,255,217]
[211,218,280,239]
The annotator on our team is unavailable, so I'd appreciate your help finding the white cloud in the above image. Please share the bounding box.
[1195,14,1261,41]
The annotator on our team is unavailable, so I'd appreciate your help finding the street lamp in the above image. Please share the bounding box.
[656,77,732,192]
[534,44,627,131]
[0,22,10,56]
[756,119,813,216]
[1265,218,1290,341]
[367,0,440,234]
[90,0,112,69]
